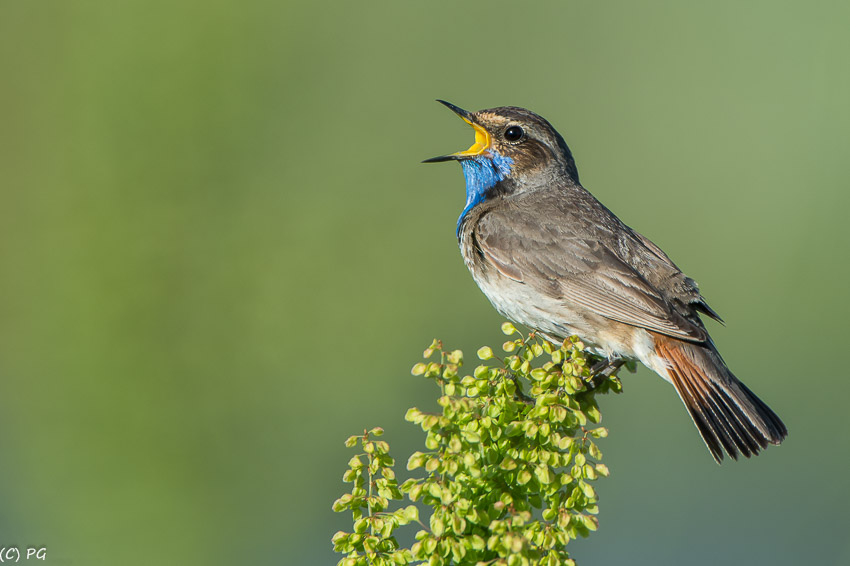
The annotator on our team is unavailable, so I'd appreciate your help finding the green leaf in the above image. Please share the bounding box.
[551,406,568,424]
[501,322,518,335]
[505,422,523,437]
[407,452,425,470]
[405,408,423,423]
[451,514,466,534]
[530,368,548,381]
[424,435,439,450]
[590,427,608,438]
[589,442,603,460]
[535,464,553,484]
[462,431,481,443]
[473,365,490,379]
[431,516,445,537]
[425,457,440,472]
[332,495,350,512]
[477,346,494,360]
[404,505,419,523]
[446,349,462,364]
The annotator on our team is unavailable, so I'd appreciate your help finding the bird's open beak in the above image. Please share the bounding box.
[423,100,492,163]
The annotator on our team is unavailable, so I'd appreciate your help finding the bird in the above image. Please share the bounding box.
[424,100,787,463]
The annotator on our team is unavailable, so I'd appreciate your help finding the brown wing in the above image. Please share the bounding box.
[475,206,707,342]
[630,230,724,324]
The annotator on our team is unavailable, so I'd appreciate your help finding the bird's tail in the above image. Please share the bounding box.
[653,334,787,463]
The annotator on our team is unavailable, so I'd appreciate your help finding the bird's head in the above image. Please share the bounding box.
[424,101,579,232]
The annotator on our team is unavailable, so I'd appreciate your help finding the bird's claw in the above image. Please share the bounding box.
[585,357,625,391]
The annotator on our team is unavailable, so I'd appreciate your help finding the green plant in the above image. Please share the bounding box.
[332,323,623,566]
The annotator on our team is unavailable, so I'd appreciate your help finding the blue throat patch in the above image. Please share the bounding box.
[457,151,514,236]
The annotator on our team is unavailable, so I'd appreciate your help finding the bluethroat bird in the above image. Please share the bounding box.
[424,101,786,463]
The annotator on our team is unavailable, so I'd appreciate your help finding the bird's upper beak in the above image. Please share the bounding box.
[423,100,492,163]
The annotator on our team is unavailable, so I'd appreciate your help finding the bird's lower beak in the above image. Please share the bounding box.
[423,100,492,163]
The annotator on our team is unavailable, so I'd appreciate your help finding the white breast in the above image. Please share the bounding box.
[462,236,647,364]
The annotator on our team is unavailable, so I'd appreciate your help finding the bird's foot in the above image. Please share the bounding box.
[509,374,535,406]
[585,357,625,391]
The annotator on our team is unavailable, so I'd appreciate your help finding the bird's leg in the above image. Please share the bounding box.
[586,356,625,391]
[508,373,534,406]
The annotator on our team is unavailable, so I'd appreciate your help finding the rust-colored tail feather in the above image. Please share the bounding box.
[654,335,787,463]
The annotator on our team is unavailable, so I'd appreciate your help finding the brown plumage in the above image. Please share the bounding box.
[654,334,787,463]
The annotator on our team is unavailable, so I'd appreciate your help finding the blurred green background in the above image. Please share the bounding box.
[1,1,848,564]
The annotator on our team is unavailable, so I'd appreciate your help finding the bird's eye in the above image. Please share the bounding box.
[503,125,524,143]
